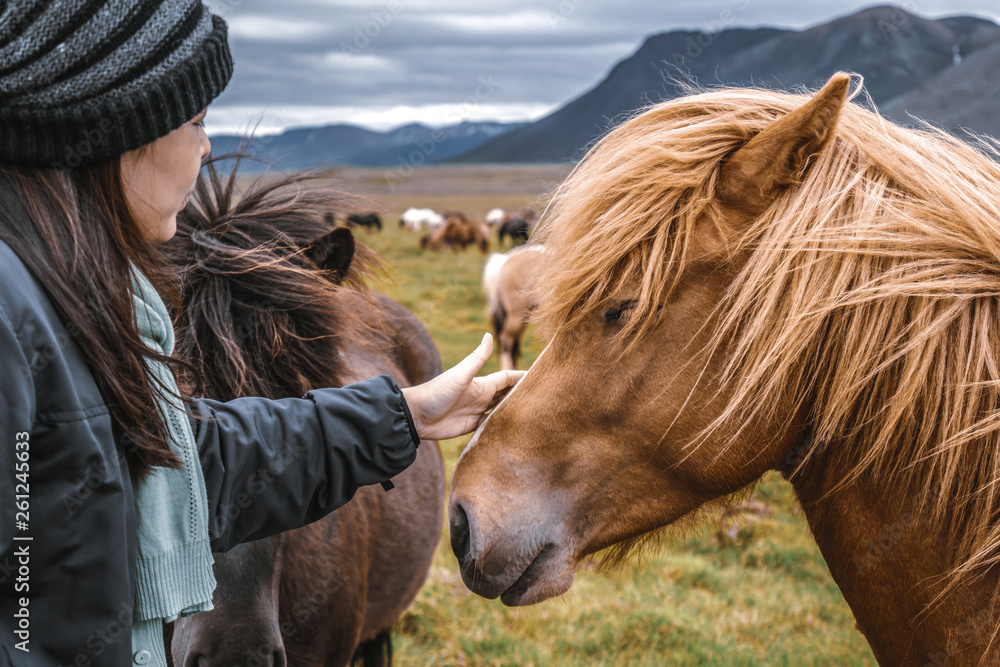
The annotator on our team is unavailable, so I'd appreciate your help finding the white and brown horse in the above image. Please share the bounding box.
[482,245,545,370]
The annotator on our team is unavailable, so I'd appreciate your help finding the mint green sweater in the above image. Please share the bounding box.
[129,266,216,666]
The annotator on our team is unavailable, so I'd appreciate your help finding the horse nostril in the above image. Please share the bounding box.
[450,502,471,562]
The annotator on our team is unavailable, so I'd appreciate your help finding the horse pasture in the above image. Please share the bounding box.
[298,164,876,666]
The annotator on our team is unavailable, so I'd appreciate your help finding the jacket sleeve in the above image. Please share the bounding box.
[189,374,421,552]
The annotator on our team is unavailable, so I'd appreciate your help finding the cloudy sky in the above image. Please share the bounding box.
[202,0,1000,135]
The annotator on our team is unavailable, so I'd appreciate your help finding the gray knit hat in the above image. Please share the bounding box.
[0,0,233,169]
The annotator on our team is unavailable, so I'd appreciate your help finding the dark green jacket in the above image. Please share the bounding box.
[0,240,420,666]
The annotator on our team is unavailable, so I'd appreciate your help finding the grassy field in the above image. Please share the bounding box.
[312,165,876,666]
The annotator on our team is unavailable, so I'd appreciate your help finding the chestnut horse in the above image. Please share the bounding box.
[449,73,1000,664]
[163,165,446,666]
[420,211,489,254]
[482,245,545,370]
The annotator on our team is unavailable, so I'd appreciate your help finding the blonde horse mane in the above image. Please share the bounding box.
[535,83,1000,599]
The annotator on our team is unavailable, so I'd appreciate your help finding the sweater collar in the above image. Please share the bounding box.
[129,264,174,356]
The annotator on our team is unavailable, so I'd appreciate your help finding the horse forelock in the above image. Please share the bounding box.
[165,163,384,400]
[535,84,1000,599]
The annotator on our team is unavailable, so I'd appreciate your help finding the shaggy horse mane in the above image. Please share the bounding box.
[163,160,383,401]
[535,84,1000,599]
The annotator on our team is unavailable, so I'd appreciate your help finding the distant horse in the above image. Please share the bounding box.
[482,245,545,370]
[484,207,511,227]
[400,207,444,232]
[347,211,383,231]
[449,73,1000,664]
[421,211,489,254]
[498,216,530,246]
[163,164,446,667]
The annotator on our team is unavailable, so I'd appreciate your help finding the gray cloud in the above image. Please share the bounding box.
[203,0,1000,133]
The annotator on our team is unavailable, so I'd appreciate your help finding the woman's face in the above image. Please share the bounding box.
[120,110,210,244]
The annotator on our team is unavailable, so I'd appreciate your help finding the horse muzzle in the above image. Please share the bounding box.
[448,496,577,606]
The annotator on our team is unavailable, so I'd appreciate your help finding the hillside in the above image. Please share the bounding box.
[455,6,1000,163]
[208,120,524,171]
[881,40,1000,136]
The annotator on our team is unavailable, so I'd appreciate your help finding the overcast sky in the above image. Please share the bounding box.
[202,0,1000,135]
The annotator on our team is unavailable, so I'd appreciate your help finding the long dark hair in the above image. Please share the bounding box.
[0,160,190,479]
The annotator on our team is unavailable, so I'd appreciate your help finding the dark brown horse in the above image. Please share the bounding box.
[449,73,1000,664]
[497,216,530,247]
[162,164,445,666]
[346,212,383,232]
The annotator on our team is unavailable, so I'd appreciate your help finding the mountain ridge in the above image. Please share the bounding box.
[208,120,526,171]
[453,5,1000,164]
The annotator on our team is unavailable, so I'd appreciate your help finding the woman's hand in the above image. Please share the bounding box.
[402,333,526,441]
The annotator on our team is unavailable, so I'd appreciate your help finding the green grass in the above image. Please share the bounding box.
[327,166,876,666]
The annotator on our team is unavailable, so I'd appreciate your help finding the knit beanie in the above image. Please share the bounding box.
[0,0,233,169]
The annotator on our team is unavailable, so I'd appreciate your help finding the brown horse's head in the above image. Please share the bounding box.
[171,535,287,666]
[449,75,859,605]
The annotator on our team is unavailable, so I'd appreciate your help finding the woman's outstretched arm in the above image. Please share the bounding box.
[191,333,523,552]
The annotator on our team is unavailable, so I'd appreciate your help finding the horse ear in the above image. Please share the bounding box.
[718,72,851,217]
[308,226,355,282]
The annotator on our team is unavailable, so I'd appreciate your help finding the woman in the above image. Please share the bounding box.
[0,2,523,665]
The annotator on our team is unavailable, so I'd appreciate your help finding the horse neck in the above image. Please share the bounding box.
[189,292,357,400]
[789,448,999,665]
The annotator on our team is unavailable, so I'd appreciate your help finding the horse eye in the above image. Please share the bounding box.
[603,300,637,323]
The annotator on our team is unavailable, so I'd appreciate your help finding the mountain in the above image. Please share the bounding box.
[208,120,524,170]
[881,40,1000,136]
[452,26,788,165]
[454,6,1000,164]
